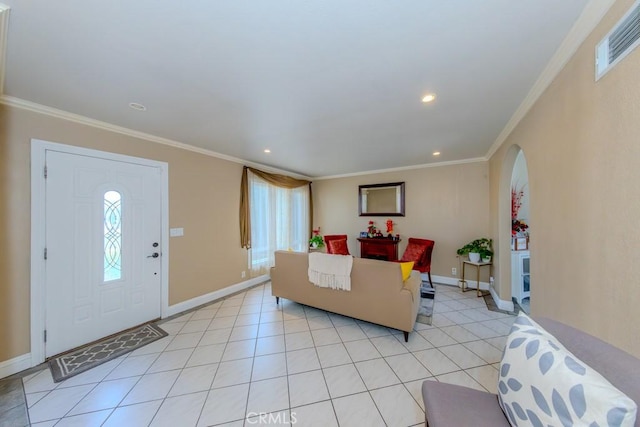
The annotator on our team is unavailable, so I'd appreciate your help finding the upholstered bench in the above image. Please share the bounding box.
[422,316,640,426]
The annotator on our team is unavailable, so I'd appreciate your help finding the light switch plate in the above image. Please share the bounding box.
[170,227,184,237]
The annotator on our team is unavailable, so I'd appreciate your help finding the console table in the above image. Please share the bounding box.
[357,237,401,261]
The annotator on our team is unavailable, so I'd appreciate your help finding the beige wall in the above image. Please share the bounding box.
[489,0,640,356]
[0,104,250,362]
[313,162,490,280]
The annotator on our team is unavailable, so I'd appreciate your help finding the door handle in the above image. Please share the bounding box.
[147,252,159,258]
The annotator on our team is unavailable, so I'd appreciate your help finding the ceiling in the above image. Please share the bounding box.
[1,0,590,177]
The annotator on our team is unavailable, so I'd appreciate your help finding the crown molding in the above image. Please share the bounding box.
[314,157,487,181]
[0,95,311,180]
[0,4,10,95]
[485,0,616,160]
[0,93,484,181]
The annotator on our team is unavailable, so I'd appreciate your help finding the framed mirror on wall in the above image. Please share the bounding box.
[358,182,405,216]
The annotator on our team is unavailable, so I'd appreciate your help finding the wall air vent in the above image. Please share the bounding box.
[596,0,640,80]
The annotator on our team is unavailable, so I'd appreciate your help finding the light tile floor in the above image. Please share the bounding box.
[22,283,517,426]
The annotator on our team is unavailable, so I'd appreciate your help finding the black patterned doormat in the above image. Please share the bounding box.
[48,323,167,383]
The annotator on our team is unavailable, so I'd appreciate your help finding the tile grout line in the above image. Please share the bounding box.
[23,282,514,425]
[240,287,264,426]
[188,299,227,427]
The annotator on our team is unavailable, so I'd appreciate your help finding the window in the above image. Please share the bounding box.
[248,171,309,274]
[104,190,122,281]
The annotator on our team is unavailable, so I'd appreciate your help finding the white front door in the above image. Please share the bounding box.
[44,150,163,357]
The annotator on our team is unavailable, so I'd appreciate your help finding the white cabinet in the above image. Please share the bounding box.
[511,250,530,304]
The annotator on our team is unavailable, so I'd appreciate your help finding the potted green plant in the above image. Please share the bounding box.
[309,228,324,249]
[456,238,493,263]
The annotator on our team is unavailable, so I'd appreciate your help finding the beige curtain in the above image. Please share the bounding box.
[240,166,313,248]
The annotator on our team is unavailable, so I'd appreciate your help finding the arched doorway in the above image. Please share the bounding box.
[510,151,530,313]
[496,145,531,313]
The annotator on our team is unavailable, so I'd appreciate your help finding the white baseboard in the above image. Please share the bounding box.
[164,275,269,318]
[490,286,515,312]
[430,274,490,290]
[0,353,32,379]
[428,274,458,286]
[431,274,514,311]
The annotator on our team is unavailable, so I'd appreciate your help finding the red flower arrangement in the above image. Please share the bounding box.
[367,221,376,235]
[386,219,394,234]
[512,219,528,235]
[511,186,523,220]
[511,186,528,236]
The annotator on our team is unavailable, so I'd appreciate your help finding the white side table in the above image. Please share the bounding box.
[511,250,530,304]
[460,260,492,297]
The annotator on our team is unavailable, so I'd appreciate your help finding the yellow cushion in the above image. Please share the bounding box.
[400,261,414,281]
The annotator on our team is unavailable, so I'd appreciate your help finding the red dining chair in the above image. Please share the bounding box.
[399,238,435,286]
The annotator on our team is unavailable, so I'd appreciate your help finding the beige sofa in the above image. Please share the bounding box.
[270,250,421,341]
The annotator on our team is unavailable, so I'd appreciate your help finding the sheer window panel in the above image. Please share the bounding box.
[248,171,309,275]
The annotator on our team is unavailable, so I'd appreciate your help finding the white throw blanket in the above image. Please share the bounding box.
[308,252,353,291]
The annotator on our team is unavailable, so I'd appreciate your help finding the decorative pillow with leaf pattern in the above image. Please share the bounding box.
[498,312,637,427]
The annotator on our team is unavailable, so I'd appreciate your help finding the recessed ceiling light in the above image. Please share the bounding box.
[264,149,271,153]
[433,151,441,156]
[128,102,146,111]
[422,94,436,103]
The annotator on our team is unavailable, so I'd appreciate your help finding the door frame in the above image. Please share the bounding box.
[30,139,170,366]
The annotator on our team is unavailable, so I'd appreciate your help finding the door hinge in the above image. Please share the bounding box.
[44,247,47,260]
[44,330,47,343]
[44,165,48,179]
